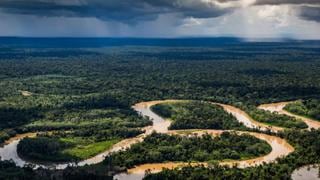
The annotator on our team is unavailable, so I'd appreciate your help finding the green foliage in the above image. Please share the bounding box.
[17,127,143,162]
[17,136,120,162]
[285,100,320,121]
[144,164,293,180]
[0,94,151,144]
[0,160,113,180]
[0,42,320,179]
[145,129,320,179]
[104,132,271,168]
[17,137,75,162]
[151,101,246,130]
[248,108,308,129]
[61,139,119,160]
[0,107,43,129]
[0,129,17,143]
[13,94,150,162]
[0,160,36,180]
[0,44,320,136]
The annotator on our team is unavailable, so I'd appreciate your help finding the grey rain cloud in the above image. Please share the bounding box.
[298,6,320,22]
[254,0,320,5]
[0,0,233,23]
[0,0,319,38]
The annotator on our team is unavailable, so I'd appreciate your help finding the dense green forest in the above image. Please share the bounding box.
[0,160,113,180]
[145,129,320,179]
[0,93,152,144]
[151,101,307,130]
[285,100,320,121]
[10,96,151,162]
[103,132,271,168]
[17,127,143,162]
[0,39,320,179]
[247,109,307,129]
[151,101,246,130]
[1,43,320,107]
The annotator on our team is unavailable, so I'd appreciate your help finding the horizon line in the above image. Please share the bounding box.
[0,36,319,41]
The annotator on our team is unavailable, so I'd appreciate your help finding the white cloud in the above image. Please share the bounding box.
[181,17,203,27]
[211,0,255,8]
[174,6,320,39]
[257,5,292,27]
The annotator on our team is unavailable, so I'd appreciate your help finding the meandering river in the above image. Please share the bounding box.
[258,102,320,130]
[0,100,297,180]
[258,101,320,180]
[115,100,294,179]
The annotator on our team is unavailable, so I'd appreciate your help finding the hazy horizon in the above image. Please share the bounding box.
[0,36,319,41]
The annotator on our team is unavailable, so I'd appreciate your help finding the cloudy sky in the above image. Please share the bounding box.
[0,0,319,39]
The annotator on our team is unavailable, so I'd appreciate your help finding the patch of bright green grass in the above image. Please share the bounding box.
[61,138,120,159]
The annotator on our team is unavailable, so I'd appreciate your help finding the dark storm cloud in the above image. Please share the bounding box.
[254,0,320,5]
[0,0,232,23]
[298,6,320,22]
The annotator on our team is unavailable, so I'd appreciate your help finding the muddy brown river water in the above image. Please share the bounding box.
[258,101,320,180]
[258,102,320,130]
[114,100,294,179]
[291,164,320,180]
[0,100,298,180]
